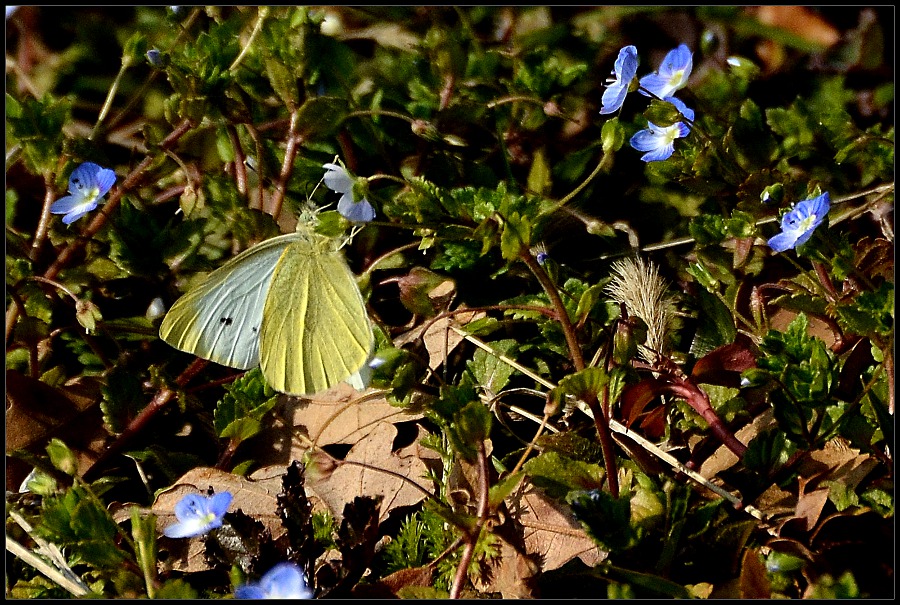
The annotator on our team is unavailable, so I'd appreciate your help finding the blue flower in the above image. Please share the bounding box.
[767,192,830,253]
[628,97,694,162]
[163,492,233,539]
[49,162,117,225]
[322,162,375,223]
[146,48,165,67]
[599,45,638,115]
[235,562,313,599]
[639,43,693,99]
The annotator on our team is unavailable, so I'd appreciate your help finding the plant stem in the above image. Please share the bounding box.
[82,358,208,481]
[90,59,130,141]
[30,173,57,262]
[522,250,622,495]
[270,109,301,220]
[545,151,609,215]
[449,441,490,599]
[520,250,584,370]
[228,6,268,74]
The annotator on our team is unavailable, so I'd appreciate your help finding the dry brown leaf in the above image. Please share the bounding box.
[308,422,432,522]
[801,439,879,491]
[739,548,772,599]
[370,565,435,596]
[394,309,485,371]
[751,6,841,47]
[471,529,539,598]
[286,385,423,448]
[509,485,603,571]
[147,466,286,572]
[698,408,777,481]
[794,486,830,533]
[446,439,493,511]
[752,483,796,518]
[5,370,106,486]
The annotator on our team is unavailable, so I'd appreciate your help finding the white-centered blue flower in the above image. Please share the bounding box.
[322,162,375,223]
[163,492,233,539]
[599,45,638,115]
[49,162,117,225]
[767,192,831,253]
[629,96,695,162]
[234,562,314,599]
[639,43,693,99]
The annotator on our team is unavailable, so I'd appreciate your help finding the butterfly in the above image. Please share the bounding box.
[159,227,373,396]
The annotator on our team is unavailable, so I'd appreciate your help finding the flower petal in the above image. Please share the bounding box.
[322,163,354,194]
[599,45,638,115]
[93,167,117,196]
[599,85,629,116]
[49,195,80,215]
[234,586,267,599]
[628,128,662,153]
[767,231,797,253]
[50,197,99,225]
[665,96,694,123]
[163,514,211,538]
[173,493,208,520]
[260,563,313,599]
[337,193,375,223]
[767,192,831,253]
[640,43,693,98]
[207,491,234,517]
[235,563,313,599]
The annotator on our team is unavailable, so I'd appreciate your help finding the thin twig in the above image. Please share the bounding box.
[7,509,91,596]
[448,326,766,520]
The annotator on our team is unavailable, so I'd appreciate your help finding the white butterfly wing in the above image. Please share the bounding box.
[159,233,300,370]
[259,236,374,395]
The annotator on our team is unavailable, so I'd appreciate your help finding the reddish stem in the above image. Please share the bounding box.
[82,358,208,481]
[667,380,747,459]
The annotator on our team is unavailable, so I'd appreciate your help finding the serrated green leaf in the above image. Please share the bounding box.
[522,451,604,498]
[213,367,278,443]
[466,338,516,393]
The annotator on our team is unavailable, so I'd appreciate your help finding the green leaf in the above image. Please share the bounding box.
[601,117,625,154]
[46,438,78,476]
[526,147,552,196]
[743,428,797,473]
[643,98,686,127]
[835,282,894,338]
[213,367,279,444]
[5,94,71,174]
[294,96,349,138]
[500,211,532,261]
[550,366,609,410]
[568,488,637,553]
[465,338,517,394]
[130,508,157,598]
[488,471,524,509]
[689,288,736,357]
[806,571,860,599]
[522,451,604,498]
[155,579,199,599]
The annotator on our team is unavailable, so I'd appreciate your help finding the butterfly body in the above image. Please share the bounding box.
[159,230,373,396]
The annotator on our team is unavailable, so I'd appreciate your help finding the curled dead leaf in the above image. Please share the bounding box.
[308,423,434,523]
[508,484,604,571]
